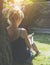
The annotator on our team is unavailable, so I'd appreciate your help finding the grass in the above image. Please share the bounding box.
[32,33,50,65]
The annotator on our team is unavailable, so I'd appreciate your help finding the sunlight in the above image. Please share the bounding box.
[7,0,33,6]
[3,0,33,18]
[14,0,24,5]
[14,0,24,3]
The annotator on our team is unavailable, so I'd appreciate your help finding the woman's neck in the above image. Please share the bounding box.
[12,24,17,28]
[7,23,18,33]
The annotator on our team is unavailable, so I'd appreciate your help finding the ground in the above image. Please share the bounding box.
[32,33,50,65]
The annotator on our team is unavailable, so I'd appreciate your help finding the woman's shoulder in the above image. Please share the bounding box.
[19,28,26,30]
[18,28,27,38]
[19,28,27,32]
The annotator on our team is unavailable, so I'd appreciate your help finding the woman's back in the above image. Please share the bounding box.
[10,37,31,63]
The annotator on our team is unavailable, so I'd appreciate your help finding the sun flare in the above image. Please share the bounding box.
[14,0,24,5]
[14,0,24,3]
[7,0,33,6]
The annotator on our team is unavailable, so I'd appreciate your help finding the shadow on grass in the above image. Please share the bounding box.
[33,33,50,45]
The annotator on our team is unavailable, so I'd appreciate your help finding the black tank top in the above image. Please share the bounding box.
[10,37,31,63]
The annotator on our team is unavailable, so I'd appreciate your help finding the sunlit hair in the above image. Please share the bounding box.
[8,7,24,25]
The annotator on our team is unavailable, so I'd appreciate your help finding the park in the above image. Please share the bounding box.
[0,0,50,65]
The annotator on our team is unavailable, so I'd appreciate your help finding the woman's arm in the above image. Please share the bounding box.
[28,34,34,45]
[21,28,32,49]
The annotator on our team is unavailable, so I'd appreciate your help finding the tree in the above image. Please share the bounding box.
[0,0,12,65]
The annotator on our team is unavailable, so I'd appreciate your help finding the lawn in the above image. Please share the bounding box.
[32,33,50,65]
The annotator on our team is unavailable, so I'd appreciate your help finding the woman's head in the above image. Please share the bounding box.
[8,8,24,27]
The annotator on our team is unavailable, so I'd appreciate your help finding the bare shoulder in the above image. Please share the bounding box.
[19,28,27,38]
[19,28,27,32]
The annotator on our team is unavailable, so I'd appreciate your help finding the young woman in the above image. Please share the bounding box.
[7,8,39,65]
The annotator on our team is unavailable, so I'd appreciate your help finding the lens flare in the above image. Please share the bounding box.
[14,0,24,5]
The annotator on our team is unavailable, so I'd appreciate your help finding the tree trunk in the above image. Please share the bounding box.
[0,0,12,65]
